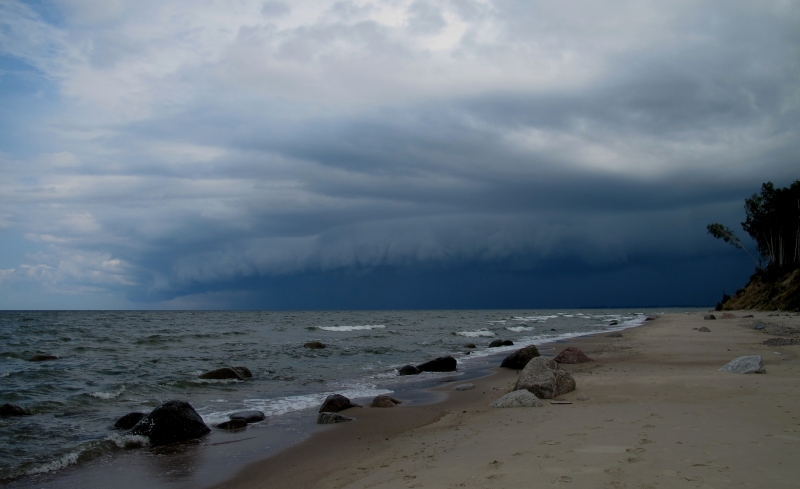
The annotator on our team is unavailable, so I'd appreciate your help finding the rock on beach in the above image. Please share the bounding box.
[129,400,211,446]
[697,326,711,332]
[371,395,402,408]
[500,345,541,369]
[216,419,248,430]
[317,412,354,424]
[416,356,457,372]
[319,394,361,413]
[704,314,716,320]
[514,357,576,399]
[490,390,543,408]
[553,346,593,364]
[229,410,266,423]
[719,355,766,374]
[398,365,421,375]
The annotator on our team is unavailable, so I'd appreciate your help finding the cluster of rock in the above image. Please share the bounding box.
[315,392,403,424]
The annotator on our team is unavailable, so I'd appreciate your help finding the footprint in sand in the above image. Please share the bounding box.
[639,438,653,445]
[626,447,645,454]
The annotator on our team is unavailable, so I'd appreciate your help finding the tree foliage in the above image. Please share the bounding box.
[708,180,800,272]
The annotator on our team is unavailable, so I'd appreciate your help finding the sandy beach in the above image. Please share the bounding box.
[213,311,800,489]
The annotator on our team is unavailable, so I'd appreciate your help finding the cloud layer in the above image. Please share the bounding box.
[1,0,797,308]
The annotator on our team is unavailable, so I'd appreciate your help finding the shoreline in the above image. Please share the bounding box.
[212,311,800,489]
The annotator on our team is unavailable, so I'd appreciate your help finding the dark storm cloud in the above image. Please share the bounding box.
[0,0,797,308]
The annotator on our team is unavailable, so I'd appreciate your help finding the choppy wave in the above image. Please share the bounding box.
[25,451,82,476]
[317,325,386,332]
[456,329,495,337]
[89,385,125,400]
[506,326,533,332]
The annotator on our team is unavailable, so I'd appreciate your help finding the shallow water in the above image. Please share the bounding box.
[0,308,689,486]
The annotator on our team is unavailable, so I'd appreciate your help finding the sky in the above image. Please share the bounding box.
[0,0,798,310]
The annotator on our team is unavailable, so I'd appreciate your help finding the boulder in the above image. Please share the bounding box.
[318,394,361,413]
[452,383,475,391]
[645,316,656,321]
[216,419,248,430]
[721,313,735,319]
[553,346,593,364]
[398,365,421,376]
[114,412,147,430]
[719,355,765,374]
[1,403,29,417]
[370,395,402,408]
[500,345,541,369]
[704,314,716,320]
[28,354,58,362]
[229,410,266,423]
[129,400,211,446]
[317,412,354,424]
[754,322,766,330]
[304,341,326,349]
[198,366,252,380]
[606,332,623,338]
[697,326,711,332]
[609,321,619,326]
[489,340,514,348]
[490,390,543,408]
[416,356,457,372]
[514,357,576,399]
[464,343,476,348]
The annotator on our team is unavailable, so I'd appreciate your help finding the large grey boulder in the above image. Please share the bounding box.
[129,400,211,446]
[317,412,354,424]
[500,345,541,369]
[513,357,576,399]
[490,390,543,408]
[719,355,766,374]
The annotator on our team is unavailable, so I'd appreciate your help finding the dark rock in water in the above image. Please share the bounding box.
[645,316,656,321]
[28,354,58,361]
[1,403,29,417]
[514,357,576,399]
[304,341,326,349]
[754,322,766,330]
[609,321,618,326]
[317,412,354,424]
[464,343,476,348]
[319,394,361,413]
[719,355,765,374]
[704,314,716,320]
[550,328,557,331]
[114,412,147,430]
[371,395,402,408]
[743,315,754,318]
[488,339,514,348]
[500,345,541,369]
[698,326,711,332]
[763,337,800,346]
[216,419,248,430]
[606,332,623,338]
[416,355,457,372]
[198,366,252,380]
[129,400,210,446]
[229,410,266,423]
[553,346,593,364]
[398,365,421,375]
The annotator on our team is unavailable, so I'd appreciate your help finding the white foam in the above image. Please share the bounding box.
[26,451,81,475]
[89,385,125,400]
[457,329,495,337]
[318,325,386,332]
[486,320,506,324]
[506,326,533,332]
[108,433,150,449]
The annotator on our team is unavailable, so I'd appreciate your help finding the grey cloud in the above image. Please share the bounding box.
[407,1,447,35]
[261,1,290,17]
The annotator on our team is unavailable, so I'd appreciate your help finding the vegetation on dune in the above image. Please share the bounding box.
[707,180,800,311]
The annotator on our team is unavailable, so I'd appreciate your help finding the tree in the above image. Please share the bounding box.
[706,223,760,268]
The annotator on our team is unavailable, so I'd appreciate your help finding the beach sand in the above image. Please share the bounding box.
[214,312,800,489]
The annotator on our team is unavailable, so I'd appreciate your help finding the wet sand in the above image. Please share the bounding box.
[213,311,800,489]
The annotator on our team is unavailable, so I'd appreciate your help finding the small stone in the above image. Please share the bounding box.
[229,410,266,423]
[704,314,716,320]
[398,365,421,376]
[216,419,248,430]
[754,322,766,330]
[452,383,475,391]
[304,341,327,349]
[0,403,29,417]
[490,390,543,408]
[370,395,402,408]
[464,343,476,348]
[697,327,711,332]
[317,412,354,424]
[719,355,766,374]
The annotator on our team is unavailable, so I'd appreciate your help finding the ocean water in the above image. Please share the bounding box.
[0,309,676,486]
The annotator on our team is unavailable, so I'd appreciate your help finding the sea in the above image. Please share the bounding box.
[0,308,693,488]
